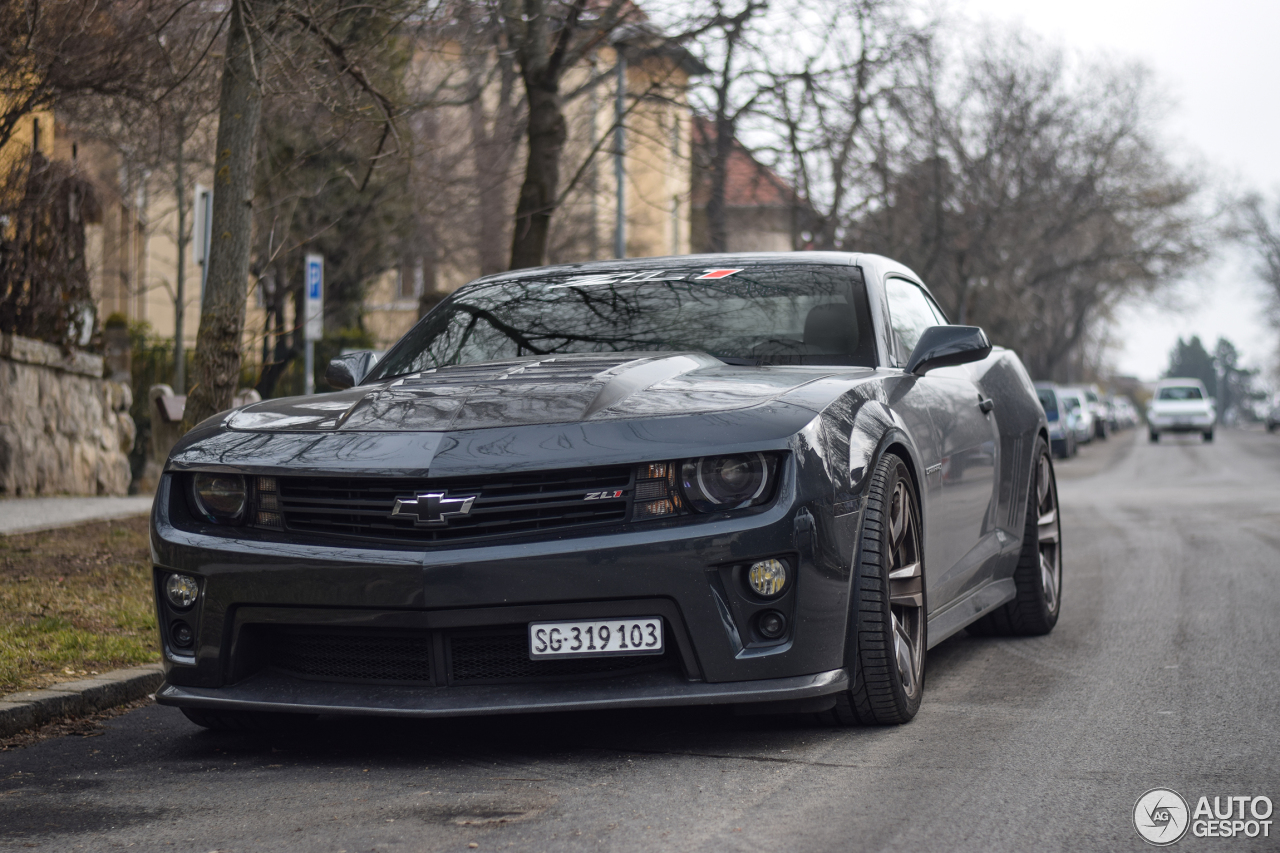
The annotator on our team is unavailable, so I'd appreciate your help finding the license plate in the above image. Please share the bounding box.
[528,618,663,660]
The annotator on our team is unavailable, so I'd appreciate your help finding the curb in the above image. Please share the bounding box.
[0,664,164,738]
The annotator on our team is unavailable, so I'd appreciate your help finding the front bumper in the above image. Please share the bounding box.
[150,454,861,717]
[1149,414,1214,432]
[156,667,849,718]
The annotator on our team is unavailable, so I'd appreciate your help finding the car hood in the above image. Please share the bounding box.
[225,352,863,433]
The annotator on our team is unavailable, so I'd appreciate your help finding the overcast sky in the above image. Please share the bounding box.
[957,0,1279,382]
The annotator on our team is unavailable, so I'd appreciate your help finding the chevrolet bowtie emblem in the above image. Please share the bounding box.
[391,491,477,526]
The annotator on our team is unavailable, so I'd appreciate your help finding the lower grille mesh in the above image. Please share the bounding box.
[271,629,433,683]
[264,626,672,685]
[449,632,669,682]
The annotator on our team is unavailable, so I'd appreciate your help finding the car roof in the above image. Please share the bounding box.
[461,251,932,288]
[1156,377,1208,388]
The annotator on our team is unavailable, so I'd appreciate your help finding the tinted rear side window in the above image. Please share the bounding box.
[1037,389,1058,418]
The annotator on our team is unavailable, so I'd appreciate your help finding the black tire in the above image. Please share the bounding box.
[1203,430,1214,442]
[1148,430,1159,443]
[180,707,317,733]
[967,437,1062,637]
[822,453,925,726]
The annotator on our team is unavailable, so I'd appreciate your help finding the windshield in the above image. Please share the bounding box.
[369,264,877,380]
[1158,386,1204,400]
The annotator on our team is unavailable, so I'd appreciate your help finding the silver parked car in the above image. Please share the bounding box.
[1057,388,1094,445]
[1035,383,1078,459]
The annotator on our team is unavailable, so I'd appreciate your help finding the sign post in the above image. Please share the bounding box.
[192,184,213,297]
[304,253,323,395]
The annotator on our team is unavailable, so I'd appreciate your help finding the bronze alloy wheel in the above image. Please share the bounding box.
[824,452,925,725]
[1034,449,1063,620]
[968,436,1062,636]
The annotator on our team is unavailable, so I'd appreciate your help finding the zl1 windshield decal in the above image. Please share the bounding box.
[549,269,745,289]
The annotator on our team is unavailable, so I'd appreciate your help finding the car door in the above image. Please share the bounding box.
[883,276,1000,611]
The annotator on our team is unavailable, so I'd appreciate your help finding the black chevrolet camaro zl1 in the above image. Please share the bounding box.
[152,252,1061,729]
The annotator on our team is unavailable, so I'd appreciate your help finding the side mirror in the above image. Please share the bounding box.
[905,326,992,375]
[325,350,380,390]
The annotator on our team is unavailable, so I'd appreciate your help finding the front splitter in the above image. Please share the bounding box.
[155,667,848,719]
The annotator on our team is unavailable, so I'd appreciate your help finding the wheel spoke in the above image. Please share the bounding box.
[1038,510,1059,543]
[1037,457,1050,506]
[888,482,907,550]
[1040,552,1059,614]
[892,612,918,697]
[889,561,923,607]
[888,560,921,581]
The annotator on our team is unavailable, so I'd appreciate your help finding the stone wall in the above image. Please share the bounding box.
[0,334,136,496]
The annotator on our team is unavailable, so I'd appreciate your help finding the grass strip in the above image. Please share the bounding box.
[0,516,159,694]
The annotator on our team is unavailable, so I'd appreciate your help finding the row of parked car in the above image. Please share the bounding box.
[1034,383,1140,459]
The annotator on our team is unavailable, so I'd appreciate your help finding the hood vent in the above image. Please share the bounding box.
[402,355,642,386]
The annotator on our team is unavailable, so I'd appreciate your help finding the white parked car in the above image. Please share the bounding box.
[1148,378,1215,443]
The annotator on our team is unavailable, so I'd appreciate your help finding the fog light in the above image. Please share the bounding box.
[165,574,199,609]
[748,559,788,597]
[171,621,194,649]
[757,610,787,639]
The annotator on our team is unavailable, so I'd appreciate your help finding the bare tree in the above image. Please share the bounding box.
[0,0,178,153]
[58,3,226,392]
[183,0,280,428]
[183,0,421,426]
[1242,192,1280,328]
[854,29,1209,380]
[498,0,633,270]
[682,0,768,254]
[763,0,930,250]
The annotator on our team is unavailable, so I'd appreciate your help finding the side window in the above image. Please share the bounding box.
[884,277,942,365]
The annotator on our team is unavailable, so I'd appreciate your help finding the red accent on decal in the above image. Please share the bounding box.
[694,268,744,280]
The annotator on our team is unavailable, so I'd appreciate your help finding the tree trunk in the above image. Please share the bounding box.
[706,114,734,253]
[183,0,272,429]
[509,80,566,270]
[471,56,517,276]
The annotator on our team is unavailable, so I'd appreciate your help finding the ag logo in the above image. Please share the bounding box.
[1134,788,1190,845]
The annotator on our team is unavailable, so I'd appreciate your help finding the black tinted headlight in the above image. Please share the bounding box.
[679,453,777,513]
[189,473,247,524]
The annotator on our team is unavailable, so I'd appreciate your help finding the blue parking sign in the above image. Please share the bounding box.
[304,253,323,342]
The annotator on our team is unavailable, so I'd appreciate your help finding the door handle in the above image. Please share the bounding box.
[978,396,995,414]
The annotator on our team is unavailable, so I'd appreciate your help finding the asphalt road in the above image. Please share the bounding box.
[4,427,1280,852]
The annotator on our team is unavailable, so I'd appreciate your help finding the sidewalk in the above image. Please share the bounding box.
[0,495,154,536]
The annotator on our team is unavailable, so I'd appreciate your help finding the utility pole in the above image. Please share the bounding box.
[613,44,626,259]
[173,116,187,393]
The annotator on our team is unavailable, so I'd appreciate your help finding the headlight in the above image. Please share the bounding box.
[679,453,776,513]
[190,472,246,523]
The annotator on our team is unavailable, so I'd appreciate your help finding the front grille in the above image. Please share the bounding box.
[271,628,433,683]
[449,631,671,683]
[276,465,633,545]
[261,626,674,686]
